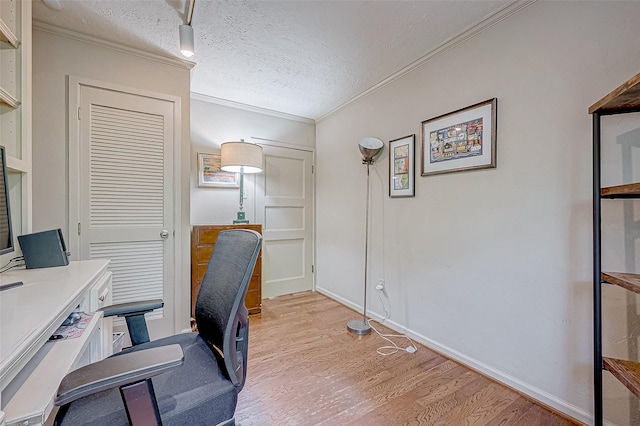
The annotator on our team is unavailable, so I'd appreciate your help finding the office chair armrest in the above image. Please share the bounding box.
[224,306,249,389]
[55,344,184,406]
[99,299,164,346]
[99,299,164,317]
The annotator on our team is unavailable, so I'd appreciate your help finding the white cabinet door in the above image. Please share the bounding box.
[71,83,176,340]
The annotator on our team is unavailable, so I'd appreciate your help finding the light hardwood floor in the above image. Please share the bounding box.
[236,291,580,426]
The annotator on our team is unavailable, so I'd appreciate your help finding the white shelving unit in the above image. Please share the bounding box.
[0,0,32,254]
[0,16,19,48]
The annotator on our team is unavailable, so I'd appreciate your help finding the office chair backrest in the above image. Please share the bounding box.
[194,229,262,389]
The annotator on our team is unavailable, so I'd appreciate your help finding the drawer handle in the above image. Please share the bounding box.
[98,287,110,303]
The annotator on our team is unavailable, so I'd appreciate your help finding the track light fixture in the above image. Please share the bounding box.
[179,25,194,57]
[180,0,196,58]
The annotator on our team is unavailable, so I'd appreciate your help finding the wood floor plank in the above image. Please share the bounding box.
[483,397,535,426]
[416,370,482,405]
[350,371,478,425]
[235,292,580,425]
[516,404,576,426]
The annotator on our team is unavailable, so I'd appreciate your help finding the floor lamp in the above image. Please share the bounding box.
[220,141,263,224]
[347,137,384,335]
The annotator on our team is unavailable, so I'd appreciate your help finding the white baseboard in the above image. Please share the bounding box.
[315,286,593,425]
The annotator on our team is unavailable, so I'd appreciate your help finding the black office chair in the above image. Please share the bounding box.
[53,229,262,426]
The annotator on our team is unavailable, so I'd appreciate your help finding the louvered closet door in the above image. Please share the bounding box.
[78,86,174,339]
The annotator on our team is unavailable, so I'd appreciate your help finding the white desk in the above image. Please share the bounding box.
[0,260,111,426]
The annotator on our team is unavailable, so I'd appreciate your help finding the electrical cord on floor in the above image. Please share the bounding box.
[368,288,418,356]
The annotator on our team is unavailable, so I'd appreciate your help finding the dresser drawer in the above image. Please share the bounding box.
[191,225,262,316]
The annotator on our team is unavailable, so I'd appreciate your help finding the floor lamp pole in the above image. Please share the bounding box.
[347,162,372,335]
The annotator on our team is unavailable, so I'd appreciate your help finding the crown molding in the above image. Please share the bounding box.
[33,20,196,70]
[316,0,536,123]
[250,136,315,152]
[191,92,315,124]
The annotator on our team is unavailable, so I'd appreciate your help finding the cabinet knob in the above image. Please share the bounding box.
[160,230,170,239]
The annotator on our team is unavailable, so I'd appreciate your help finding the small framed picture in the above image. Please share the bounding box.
[389,134,415,198]
[421,98,497,176]
[197,152,239,188]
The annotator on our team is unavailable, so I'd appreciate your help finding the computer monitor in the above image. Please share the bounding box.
[0,145,15,256]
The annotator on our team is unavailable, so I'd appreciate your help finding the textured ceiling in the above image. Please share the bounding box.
[33,0,513,120]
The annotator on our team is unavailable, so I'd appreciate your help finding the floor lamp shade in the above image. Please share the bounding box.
[221,141,263,224]
[358,137,384,164]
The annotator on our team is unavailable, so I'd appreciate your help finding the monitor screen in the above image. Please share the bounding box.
[0,146,14,256]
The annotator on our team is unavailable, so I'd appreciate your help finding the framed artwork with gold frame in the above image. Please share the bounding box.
[197,152,239,188]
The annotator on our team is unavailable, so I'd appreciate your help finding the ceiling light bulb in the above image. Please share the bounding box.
[179,24,195,58]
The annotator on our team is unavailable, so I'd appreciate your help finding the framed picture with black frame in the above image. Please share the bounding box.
[389,134,415,198]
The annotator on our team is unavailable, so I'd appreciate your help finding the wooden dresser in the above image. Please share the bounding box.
[191,224,262,316]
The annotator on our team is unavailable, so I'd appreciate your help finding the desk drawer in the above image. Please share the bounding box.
[87,271,113,312]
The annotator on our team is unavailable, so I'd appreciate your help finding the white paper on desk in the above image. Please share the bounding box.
[50,312,94,340]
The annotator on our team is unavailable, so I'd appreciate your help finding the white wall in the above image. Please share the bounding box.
[190,97,315,225]
[32,28,192,335]
[315,2,640,424]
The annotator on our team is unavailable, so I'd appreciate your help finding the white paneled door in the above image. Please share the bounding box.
[73,84,175,339]
[255,144,314,298]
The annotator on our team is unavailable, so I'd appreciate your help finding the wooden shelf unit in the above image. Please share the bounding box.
[191,224,262,317]
[601,182,640,198]
[602,272,640,295]
[589,72,640,115]
[591,70,640,425]
[603,358,640,400]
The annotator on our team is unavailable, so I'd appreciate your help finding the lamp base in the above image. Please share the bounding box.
[347,319,371,335]
[233,211,249,224]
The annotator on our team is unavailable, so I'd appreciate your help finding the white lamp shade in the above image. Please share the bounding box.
[179,24,195,57]
[221,142,263,173]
